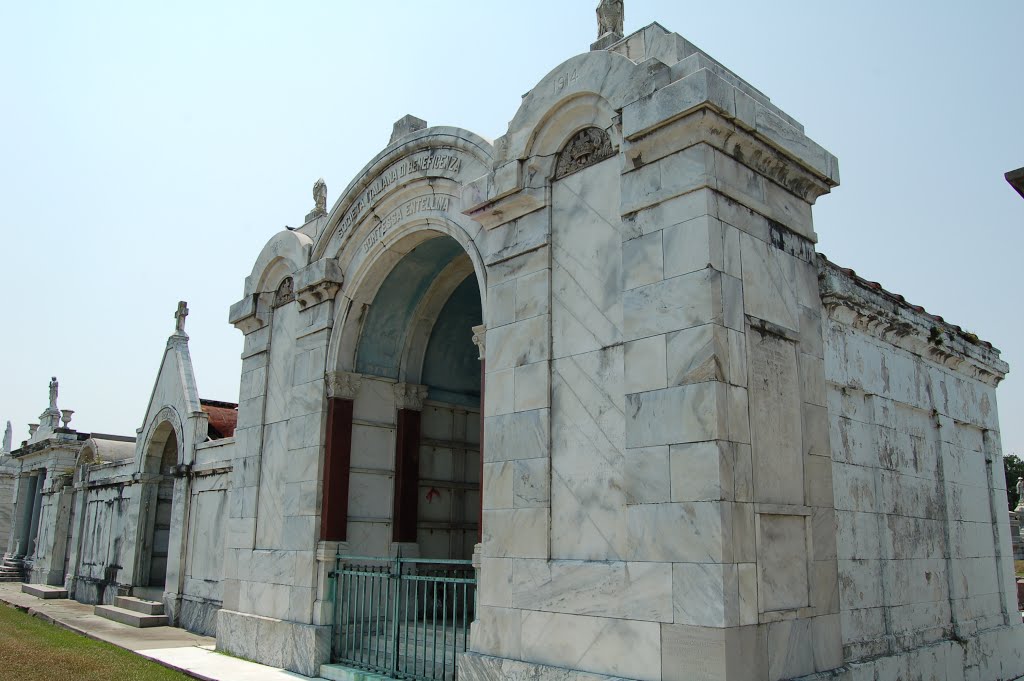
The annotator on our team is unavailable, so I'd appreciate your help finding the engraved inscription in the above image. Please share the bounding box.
[670,634,725,681]
[360,194,452,255]
[748,331,803,504]
[339,152,463,238]
[553,68,579,93]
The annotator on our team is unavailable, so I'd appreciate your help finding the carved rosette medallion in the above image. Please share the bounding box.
[393,383,429,411]
[326,371,363,400]
[554,127,616,179]
[274,277,295,308]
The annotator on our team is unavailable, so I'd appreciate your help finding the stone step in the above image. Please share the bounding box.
[94,604,168,628]
[115,596,164,615]
[319,664,404,681]
[21,584,68,599]
[0,576,24,583]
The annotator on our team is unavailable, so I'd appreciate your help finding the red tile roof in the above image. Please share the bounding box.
[200,399,238,439]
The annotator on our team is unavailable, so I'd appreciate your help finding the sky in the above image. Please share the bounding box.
[0,1,1021,454]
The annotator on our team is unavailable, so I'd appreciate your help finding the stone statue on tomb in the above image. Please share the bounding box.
[596,0,624,38]
[2,420,11,454]
[313,178,327,216]
[48,376,58,410]
[1016,477,1024,508]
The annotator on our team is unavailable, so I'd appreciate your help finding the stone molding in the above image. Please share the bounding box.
[295,259,344,309]
[228,293,272,334]
[818,257,1007,386]
[325,371,362,400]
[393,383,429,411]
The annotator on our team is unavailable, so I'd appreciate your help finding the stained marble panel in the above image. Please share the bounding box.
[747,330,803,505]
[552,162,623,359]
[520,610,661,681]
[758,513,809,612]
[551,347,627,560]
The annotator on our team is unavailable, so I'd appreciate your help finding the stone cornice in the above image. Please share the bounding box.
[228,293,272,335]
[295,259,344,309]
[818,256,1008,386]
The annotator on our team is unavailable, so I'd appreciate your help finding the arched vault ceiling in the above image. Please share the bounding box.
[354,236,465,379]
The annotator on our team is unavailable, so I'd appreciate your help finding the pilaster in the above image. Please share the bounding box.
[618,61,841,679]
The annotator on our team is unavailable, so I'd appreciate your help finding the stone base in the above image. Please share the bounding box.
[71,576,123,605]
[459,653,632,681]
[166,595,221,637]
[833,626,1024,681]
[216,608,330,678]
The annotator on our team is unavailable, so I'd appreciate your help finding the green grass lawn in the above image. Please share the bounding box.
[0,603,193,681]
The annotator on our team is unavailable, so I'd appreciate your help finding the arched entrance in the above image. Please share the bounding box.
[348,232,482,560]
[139,421,177,591]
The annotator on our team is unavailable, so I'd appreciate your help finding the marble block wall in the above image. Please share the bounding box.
[820,259,1024,681]
[461,21,846,681]
[65,462,135,604]
[221,231,334,676]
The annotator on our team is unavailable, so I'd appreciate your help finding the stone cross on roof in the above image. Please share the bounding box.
[175,301,189,335]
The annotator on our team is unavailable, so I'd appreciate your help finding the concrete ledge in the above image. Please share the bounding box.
[21,583,68,599]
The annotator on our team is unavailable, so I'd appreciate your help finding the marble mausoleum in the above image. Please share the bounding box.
[3,9,1022,681]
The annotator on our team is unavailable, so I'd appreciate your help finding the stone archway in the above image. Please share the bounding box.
[139,421,178,591]
[328,232,483,560]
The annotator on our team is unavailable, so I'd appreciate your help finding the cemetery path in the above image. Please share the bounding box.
[0,583,313,680]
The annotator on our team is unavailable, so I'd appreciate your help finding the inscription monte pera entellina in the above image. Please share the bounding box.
[361,195,452,255]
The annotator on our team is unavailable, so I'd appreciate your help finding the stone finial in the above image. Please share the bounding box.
[174,301,189,336]
[306,179,328,222]
[28,423,39,437]
[314,178,327,214]
[60,409,74,429]
[2,421,11,454]
[390,115,428,145]
[596,0,624,39]
[48,376,58,410]
[393,383,429,411]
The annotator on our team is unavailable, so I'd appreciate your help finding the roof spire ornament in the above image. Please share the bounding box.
[2,420,11,454]
[596,0,624,40]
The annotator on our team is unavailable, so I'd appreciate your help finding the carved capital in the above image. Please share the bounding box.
[393,383,429,411]
[326,371,362,400]
[471,324,486,360]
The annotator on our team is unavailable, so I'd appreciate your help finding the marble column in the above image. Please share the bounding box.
[9,474,34,558]
[471,325,486,543]
[322,371,362,542]
[392,383,428,547]
[25,472,44,559]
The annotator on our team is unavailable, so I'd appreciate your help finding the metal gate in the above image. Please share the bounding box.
[330,555,476,681]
